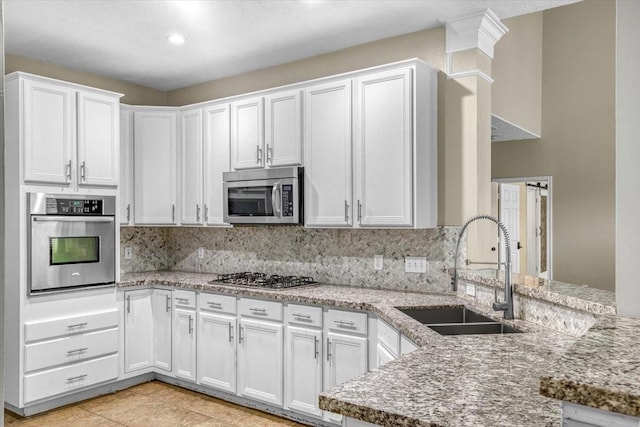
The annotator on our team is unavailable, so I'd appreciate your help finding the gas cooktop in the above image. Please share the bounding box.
[209,272,317,289]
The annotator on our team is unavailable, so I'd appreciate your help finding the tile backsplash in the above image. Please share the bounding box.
[121,226,459,293]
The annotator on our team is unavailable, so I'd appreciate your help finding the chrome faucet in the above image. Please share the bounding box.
[452,214,514,320]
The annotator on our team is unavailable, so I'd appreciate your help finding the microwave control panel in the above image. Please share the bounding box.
[46,198,104,215]
[282,184,294,217]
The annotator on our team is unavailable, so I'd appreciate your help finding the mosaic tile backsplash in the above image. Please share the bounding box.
[120,226,459,293]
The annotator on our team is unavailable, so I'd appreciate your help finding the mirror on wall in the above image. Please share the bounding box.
[494,177,552,280]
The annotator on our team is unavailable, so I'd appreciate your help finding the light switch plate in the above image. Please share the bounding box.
[404,256,427,273]
[124,247,132,260]
[466,283,476,297]
[374,255,384,270]
[198,247,205,259]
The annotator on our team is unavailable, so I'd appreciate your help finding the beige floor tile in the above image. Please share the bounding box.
[79,389,138,411]
[7,406,123,427]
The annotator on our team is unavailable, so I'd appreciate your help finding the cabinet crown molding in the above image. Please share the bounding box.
[441,8,509,59]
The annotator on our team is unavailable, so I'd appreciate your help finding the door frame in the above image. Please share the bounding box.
[492,176,553,280]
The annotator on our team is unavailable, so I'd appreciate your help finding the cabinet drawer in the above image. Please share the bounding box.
[24,354,118,404]
[174,290,196,309]
[377,319,399,357]
[239,298,282,322]
[25,328,118,373]
[285,304,322,327]
[24,309,118,342]
[199,293,236,315]
[326,309,367,335]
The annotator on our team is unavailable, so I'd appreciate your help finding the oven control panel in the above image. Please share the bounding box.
[46,198,104,215]
[282,184,294,217]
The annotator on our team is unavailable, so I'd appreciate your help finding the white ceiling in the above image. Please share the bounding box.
[5,0,580,91]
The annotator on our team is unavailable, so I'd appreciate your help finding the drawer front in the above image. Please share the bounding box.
[199,293,237,315]
[377,319,399,357]
[326,309,367,335]
[239,298,283,322]
[285,303,322,327]
[24,354,118,404]
[174,290,196,309]
[24,309,118,342]
[25,328,119,373]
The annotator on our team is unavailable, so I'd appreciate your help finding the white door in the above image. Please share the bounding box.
[354,68,413,227]
[77,90,119,187]
[152,289,172,372]
[526,188,539,277]
[265,89,302,167]
[133,110,178,224]
[237,318,284,407]
[231,97,264,170]
[180,107,204,225]
[124,290,153,373]
[197,311,236,393]
[284,326,322,418]
[203,103,230,226]
[304,79,353,227]
[22,79,75,185]
[119,107,133,225]
[500,183,521,274]
[324,332,367,424]
[173,308,196,382]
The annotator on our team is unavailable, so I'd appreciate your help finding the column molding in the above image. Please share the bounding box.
[442,8,509,59]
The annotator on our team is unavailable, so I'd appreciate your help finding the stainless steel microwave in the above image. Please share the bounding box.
[223,167,303,225]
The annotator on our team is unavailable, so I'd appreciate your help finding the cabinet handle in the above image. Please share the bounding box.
[126,204,131,222]
[314,336,319,360]
[204,205,209,223]
[126,295,131,314]
[80,161,86,181]
[65,160,72,181]
[207,301,222,308]
[239,325,244,344]
[196,204,201,222]
[165,294,171,312]
[357,200,362,222]
[334,320,355,327]
[250,307,267,314]
[66,374,87,382]
[292,312,311,319]
[188,315,193,334]
[67,347,88,355]
[229,324,234,343]
[67,322,88,329]
[326,337,331,362]
[266,144,273,163]
[176,297,190,304]
[256,145,262,164]
[172,204,175,222]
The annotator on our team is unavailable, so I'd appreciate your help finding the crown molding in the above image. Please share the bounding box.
[442,9,509,59]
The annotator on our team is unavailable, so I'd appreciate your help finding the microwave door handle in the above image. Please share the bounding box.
[32,217,115,223]
[271,183,281,217]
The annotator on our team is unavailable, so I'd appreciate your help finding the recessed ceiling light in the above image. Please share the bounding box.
[167,34,186,45]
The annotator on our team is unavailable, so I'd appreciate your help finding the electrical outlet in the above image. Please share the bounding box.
[124,247,132,260]
[404,256,427,273]
[198,247,205,259]
[374,255,384,270]
[466,283,477,297]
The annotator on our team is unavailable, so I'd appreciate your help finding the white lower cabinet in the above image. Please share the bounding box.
[197,311,236,393]
[152,289,172,372]
[124,289,154,373]
[173,291,197,382]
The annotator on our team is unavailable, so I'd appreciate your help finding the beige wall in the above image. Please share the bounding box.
[492,13,543,136]
[5,54,166,105]
[492,0,616,291]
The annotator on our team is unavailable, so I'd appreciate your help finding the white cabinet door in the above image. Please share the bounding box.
[324,332,367,424]
[22,78,75,185]
[119,107,133,225]
[203,103,230,226]
[77,90,119,187]
[284,326,322,418]
[124,289,154,373]
[304,79,353,227]
[197,311,236,393]
[354,68,413,227]
[231,97,264,170]
[376,343,396,368]
[152,289,172,372]
[265,90,302,167]
[237,318,283,407]
[180,107,204,225]
[133,110,178,224]
[173,307,197,382]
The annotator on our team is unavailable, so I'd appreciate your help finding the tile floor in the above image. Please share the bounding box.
[4,381,308,426]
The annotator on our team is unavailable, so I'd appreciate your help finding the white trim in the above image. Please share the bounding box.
[446,68,494,84]
[441,8,509,59]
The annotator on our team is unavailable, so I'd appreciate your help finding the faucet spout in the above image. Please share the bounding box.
[452,214,514,320]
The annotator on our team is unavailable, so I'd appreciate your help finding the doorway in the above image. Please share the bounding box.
[493,177,552,280]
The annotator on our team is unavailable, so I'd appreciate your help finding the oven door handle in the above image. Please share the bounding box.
[32,216,115,223]
[271,183,281,217]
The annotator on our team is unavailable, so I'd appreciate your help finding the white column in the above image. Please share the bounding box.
[616,0,640,318]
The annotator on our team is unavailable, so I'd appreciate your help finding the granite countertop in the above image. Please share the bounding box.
[120,270,589,426]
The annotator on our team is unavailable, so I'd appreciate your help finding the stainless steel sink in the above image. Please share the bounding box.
[397,306,522,336]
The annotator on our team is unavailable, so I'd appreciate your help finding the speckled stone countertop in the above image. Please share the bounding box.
[120,270,585,426]
[540,314,640,418]
[458,269,616,316]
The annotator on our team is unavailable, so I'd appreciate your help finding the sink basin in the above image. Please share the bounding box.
[397,306,522,335]
[398,306,495,324]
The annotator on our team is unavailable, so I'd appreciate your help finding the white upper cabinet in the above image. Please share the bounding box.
[179,107,204,225]
[133,109,178,225]
[8,73,121,189]
[77,90,120,187]
[203,103,230,226]
[231,97,264,170]
[264,89,303,167]
[119,107,133,225]
[304,79,353,227]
